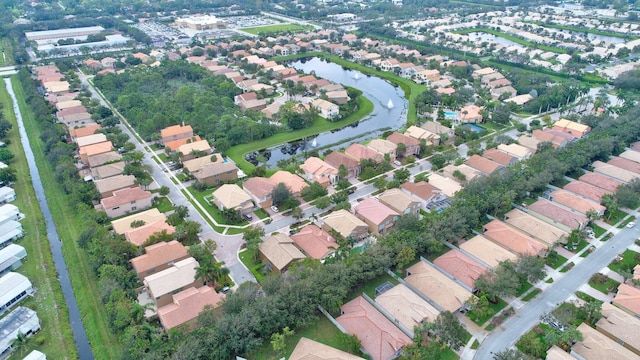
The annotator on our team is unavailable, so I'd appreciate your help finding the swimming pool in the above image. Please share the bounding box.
[444,111,457,118]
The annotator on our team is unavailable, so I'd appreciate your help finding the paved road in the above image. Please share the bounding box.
[474,222,640,358]
[77,71,257,285]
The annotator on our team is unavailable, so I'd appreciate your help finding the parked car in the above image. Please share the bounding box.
[270,205,279,213]
[243,213,253,221]
[393,160,402,166]
[627,221,635,228]
[347,189,355,195]
[289,229,297,235]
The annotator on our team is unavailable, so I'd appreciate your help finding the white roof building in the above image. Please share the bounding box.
[0,220,23,249]
[0,272,34,315]
[0,244,27,275]
[0,186,16,204]
[0,204,21,226]
[0,307,40,355]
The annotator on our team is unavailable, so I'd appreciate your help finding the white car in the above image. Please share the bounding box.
[627,221,635,228]
[393,160,402,166]
[270,205,279,213]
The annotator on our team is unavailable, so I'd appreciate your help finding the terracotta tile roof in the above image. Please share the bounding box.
[290,337,364,360]
[609,156,640,174]
[497,143,531,159]
[552,119,591,137]
[243,177,276,199]
[125,220,176,246]
[79,141,113,157]
[259,233,306,272]
[504,209,569,246]
[143,257,199,299]
[87,151,121,168]
[401,181,444,201]
[164,136,202,152]
[177,140,211,156]
[573,323,638,360]
[56,105,88,117]
[579,172,624,193]
[290,224,338,260]
[69,124,101,138]
[426,173,461,197]
[345,143,380,162]
[613,284,640,316]
[131,240,189,276]
[593,161,638,182]
[465,154,502,174]
[482,220,547,256]
[375,284,440,330]
[563,180,610,203]
[482,148,515,166]
[76,133,108,148]
[354,199,399,225]
[386,132,420,147]
[88,161,124,180]
[546,345,574,360]
[405,261,473,313]
[269,171,308,194]
[182,154,218,173]
[527,199,589,230]
[158,286,225,330]
[596,302,640,354]
[550,189,606,215]
[367,139,397,155]
[629,142,640,152]
[337,296,411,360]
[325,151,359,170]
[459,235,517,268]
[94,174,135,196]
[433,249,487,288]
[100,186,152,209]
[299,157,337,178]
[160,124,193,139]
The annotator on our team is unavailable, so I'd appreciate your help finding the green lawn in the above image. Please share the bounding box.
[9,75,121,358]
[560,262,574,273]
[485,323,497,331]
[154,196,174,213]
[467,298,508,326]
[591,224,607,238]
[453,28,568,53]
[0,79,77,359]
[247,315,365,360]
[608,249,639,273]
[226,93,373,174]
[187,186,242,231]
[618,215,636,228]
[588,277,620,294]
[516,281,533,297]
[241,23,314,35]
[607,210,630,226]
[471,339,480,349]
[545,251,568,269]
[238,249,265,283]
[0,38,13,66]
[522,289,541,301]
[575,291,603,305]
[254,208,270,220]
[347,273,399,300]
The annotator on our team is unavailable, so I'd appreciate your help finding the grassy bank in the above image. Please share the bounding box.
[0,38,13,66]
[525,21,637,40]
[273,51,426,125]
[454,27,569,54]
[0,81,76,359]
[226,93,373,174]
[241,23,314,35]
[10,75,121,359]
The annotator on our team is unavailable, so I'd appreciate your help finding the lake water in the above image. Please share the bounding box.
[253,57,408,167]
[466,32,520,47]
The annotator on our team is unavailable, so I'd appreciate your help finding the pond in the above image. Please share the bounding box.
[248,57,408,167]
[466,32,520,47]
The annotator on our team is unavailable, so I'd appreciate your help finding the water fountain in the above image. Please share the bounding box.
[387,99,394,109]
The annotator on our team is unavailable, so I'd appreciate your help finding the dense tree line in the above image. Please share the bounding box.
[93,61,281,152]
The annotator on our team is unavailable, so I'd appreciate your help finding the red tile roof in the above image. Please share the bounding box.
[482,148,515,166]
[579,172,624,193]
[434,249,487,288]
[290,224,338,259]
[158,286,225,329]
[483,220,547,256]
[354,198,399,225]
[131,240,189,276]
[465,154,502,174]
[563,181,610,203]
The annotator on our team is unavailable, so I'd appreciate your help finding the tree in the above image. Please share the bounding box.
[300,181,328,201]
[601,193,619,221]
[373,177,387,191]
[469,294,492,320]
[475,261,522,302]
[159,186,170,196]
[315,196,331,210]
[427,311,467,350]
[395,246,415,270]
[270,326,294,354]
[516,331,546,359]
[430,154,446,170]
[394,168,410,183]
[290,206,303,221]
[271,182,293,207]
[0,148,14,164]
[243,226,265,262]
[543,326,583,347]
[338,164,349,179]
[0,118,12,138]
[135,176,152,190]
[514,254,546,283]
[492,104,512,125]
[0,167,16,185]
[493,349,534,360]
[175,221,201,244]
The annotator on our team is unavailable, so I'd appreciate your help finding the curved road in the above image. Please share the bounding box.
[474,221,640,358]
[5,77,93,358]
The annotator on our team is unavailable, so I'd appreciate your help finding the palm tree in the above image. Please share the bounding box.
[195,260,230,287]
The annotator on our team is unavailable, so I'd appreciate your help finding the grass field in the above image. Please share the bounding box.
[0,38,13,66]
[0,80,77,359]
[525,21,637,40]
[608,249,639,273]
[241,23,314,35]
[9,75,121,359]
[226,92,373,174]
[454,28,568,54]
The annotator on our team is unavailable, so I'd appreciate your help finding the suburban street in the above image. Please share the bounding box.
[474,220,640,358]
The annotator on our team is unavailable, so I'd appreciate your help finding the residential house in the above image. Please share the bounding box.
[43,81,70,94]
[325,151,361,178]
[579,172,624,193]
[517,134,543,153]
[491,86,517,99]
[483,148,517,166]
[79,141,113,164]
[527,199,589,230]
[336,296,412,360]
[55,100,82,111]
[259,233,306,274]
[326,90,350,105]
[367,139,397,162]
[125,220,175,247]
[532,129,570,148]
[378,188,420,215]
[58,112,94,127]
[99,187,154,218]
[322,209,369,240]
[375,284,441,332]
[619,150,640,164]
[345,143,383,163]
[549,189,606,216]
[158,286,225,330]
[94,174,136,198]
[193,162,238,186]
[243,177,276,208]
[416,69,440,84]
[290,224,338,260]
[0,187,15,204]
[160,125,194,146]
[211,184,253,215]
[596,302,640,355]
[426,173,461,197]
[552,119,591,138]
[497,143,532,160]
[608,156,640,175]
[87,151,122,168]
[88,161,126,181]
[268,171,308,198]
[571,323,638,360]
[354,198,400,235]
[111,208,167,235]
[0,205,21,227]
[311,98,339,119]
[380,58,400,72]
[68,124,101,142]
[481,72,504,85]
[0,307,40,356]
[239,99,268,112]
[441,164,482,183]
[131,240,190,281]
[472,67,496,79]
[0,273,33,315]
[182,154,220,174]
[504,209,569,246]
[459,235,517,268]
[434,250,488,289]
[592,161,638,183]
[405,261,473,313]
[421,121,454,138]
[405,125,440,146]
[299,157,338,187]
[261,102,283,119]
[177,140,212,162]
[143,257,202,308]
[613,284,640,317]
[465,154,502,175]
[0,244,27,276]
[0,221,23,249]
[386,132,420,157]
[457,105,484,124]
[289,338,364,360]
[487,78,512,89]
[547,346,574,360]
[400,181,448,210]
[101,57,117,68]
[563,181,609,203]
[234,92,257,105]
[56,105,88,118]
[483,220,548,257]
